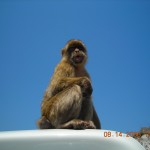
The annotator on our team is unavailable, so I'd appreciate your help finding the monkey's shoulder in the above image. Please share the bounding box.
[53,61,75,77]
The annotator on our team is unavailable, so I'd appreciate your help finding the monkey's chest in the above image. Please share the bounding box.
[75,69,86,77]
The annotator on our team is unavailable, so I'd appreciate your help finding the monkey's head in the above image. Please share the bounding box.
[62,40,87,67]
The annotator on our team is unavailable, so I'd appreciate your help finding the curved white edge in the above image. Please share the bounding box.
[0,129,145,150]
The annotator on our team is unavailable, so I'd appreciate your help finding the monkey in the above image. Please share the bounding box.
[37,39,101,129]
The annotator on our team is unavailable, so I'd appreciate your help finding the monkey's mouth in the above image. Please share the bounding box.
[73,55,84,63]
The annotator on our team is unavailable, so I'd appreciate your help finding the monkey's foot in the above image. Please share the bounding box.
[79,120,96,129]
[60,120,96,130]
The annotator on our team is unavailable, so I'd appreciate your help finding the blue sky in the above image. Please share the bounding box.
[0,0,150,133]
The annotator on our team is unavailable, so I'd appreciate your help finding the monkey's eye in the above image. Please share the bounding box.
[77,46,85,52]
[68,47,75,52]
[68,45,85,53]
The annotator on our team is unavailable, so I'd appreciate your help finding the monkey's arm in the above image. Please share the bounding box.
[59,77,87,88]
[92,106,101,129]
[59,77,92,96]
[46,76,92,99]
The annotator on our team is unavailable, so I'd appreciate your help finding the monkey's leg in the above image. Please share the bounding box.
[44,85,83,128]
[60,119,96,129]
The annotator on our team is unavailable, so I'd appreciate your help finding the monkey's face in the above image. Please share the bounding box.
[62,40,87,66]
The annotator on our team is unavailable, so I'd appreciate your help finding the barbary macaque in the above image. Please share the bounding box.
[37,40,101,129]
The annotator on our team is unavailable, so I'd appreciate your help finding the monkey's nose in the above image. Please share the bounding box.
[75,48,79,53]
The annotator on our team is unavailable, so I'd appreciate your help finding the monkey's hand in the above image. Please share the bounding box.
[80,77,93,97]
[56,77,92,97]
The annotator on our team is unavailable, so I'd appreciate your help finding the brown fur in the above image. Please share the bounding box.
[37,40,101,129]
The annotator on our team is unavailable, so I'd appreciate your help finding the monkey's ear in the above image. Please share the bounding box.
[61,48,65,56]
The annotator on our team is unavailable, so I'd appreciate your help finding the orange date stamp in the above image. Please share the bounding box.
[104,131,130,138]
[103,131,150,138]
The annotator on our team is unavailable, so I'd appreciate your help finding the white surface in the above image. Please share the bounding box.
[0,129,145,150]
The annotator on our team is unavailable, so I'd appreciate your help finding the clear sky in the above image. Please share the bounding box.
[0,0,150,133]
